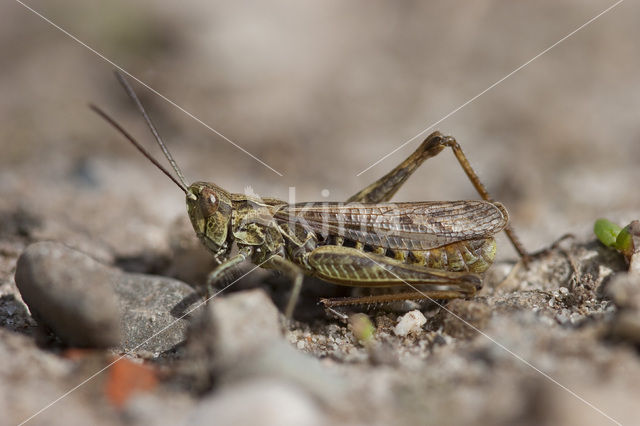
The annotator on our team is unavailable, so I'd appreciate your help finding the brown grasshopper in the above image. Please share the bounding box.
[91,71,528,318]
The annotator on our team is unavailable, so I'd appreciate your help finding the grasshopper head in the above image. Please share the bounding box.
[186,182,233,259]
[90,73,235,260]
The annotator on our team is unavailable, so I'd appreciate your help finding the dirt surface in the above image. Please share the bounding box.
[1,2,640,425]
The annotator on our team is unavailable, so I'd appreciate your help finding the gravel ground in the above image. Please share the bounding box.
[2,2,640,425]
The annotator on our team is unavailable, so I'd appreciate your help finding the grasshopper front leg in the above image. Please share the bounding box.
[205,247,253,296]
[261,255,304,318]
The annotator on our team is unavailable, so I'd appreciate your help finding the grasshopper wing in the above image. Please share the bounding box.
[275,200,508,250]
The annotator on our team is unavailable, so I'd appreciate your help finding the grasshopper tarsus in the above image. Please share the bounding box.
[93,72,528,318]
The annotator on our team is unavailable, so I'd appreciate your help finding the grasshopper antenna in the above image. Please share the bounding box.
[89,103,189,194]
[112,70,190,190]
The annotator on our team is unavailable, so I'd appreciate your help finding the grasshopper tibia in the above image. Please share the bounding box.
[320,290,471,308]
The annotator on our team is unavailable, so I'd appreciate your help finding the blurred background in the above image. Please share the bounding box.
[1,0,638,261]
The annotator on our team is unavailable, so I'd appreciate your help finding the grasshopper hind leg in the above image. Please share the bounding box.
[320,289,473,308]
[347,132,447,203]
[348,131,528,260]
[306,245,481,308]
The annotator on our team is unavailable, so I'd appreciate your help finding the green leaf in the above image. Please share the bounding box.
[615,226,633,253]
[594,218,622,247]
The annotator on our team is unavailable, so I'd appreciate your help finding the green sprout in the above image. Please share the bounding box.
[349,313,375,344]
[594,218,637,259]
[594,219,623,248]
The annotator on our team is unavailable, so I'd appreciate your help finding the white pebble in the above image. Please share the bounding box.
[630,252,640,275]
[393,310,427,336]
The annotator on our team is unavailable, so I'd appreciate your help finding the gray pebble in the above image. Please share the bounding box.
[188,379,324,426]
[15,241,201,353]
[121,392,195,426]
[604,273,640,344]
[179,289,282,392]
[219,340,346,406]
[182,289,347,404]
[15,241,121,348]
[194,289,282,360]
[114,272,201,354]
[605,273,640,310]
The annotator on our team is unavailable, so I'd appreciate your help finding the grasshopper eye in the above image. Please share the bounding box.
[199,189,219,213]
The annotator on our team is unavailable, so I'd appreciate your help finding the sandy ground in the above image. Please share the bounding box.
[1,1,639,425]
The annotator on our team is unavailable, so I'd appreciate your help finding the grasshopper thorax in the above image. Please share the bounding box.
[187,182,233,259]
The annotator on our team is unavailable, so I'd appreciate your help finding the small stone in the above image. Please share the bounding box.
[630,252,640,275]
[15,242,121,348]
[188,379,324,426]
[393,310,427,337]
[605,273,640,310]
[441,300,492,339]
[555,313,569,325]
[122,392,194,426]
[14,241,200,353]
[180,289,283,390]
[569,313,583,324]
[604,273,640,344]
[181,289,346,401]
[114,272,200,354]
[200,289,281,359]
[218,340,347,406]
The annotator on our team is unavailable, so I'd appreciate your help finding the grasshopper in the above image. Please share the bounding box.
[91,71,528,318]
